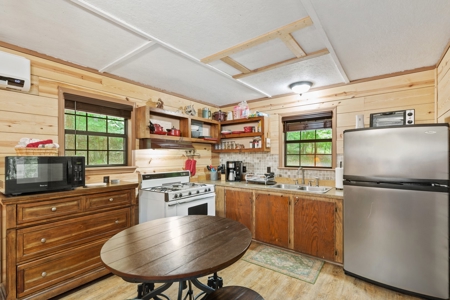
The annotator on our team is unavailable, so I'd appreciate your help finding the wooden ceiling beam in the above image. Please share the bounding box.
[232,48,329,79]
[220,56,251,73]
[279,33,306,58]
[201,16,313,64]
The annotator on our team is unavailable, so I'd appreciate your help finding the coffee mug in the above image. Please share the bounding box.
[202,108,211,119]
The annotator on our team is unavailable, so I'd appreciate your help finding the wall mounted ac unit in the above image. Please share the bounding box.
[0,50,31,92]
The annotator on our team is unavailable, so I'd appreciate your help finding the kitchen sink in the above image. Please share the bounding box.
[272,184,332,194]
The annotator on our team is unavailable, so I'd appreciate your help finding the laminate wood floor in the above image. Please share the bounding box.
[53,243,420,300]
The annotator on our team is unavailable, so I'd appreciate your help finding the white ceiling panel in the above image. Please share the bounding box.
[291,25,327,54]
[82,0,309,59]
[240,55,343,96]
[208,60,241,76]
[107,45,263,105]
[1,0,449,106]
[0,0,147,69]
[310,0,450,80]
[230,39,296,71]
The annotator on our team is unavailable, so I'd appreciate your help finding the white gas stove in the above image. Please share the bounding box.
[139,171,216,223]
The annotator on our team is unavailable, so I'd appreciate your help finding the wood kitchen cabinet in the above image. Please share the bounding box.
[225,189,253,232]
[0,183,138,300]
[293,196,336,261]
[218,185,343,263]
[254,193,289,248]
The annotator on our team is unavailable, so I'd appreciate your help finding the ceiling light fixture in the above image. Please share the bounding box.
[289,81,312,94]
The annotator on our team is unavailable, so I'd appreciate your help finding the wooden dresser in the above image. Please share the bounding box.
[0,182,138,300]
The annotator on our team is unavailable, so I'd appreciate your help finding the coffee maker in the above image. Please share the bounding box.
[226,161,243,182]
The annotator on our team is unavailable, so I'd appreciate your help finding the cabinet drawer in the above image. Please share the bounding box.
[86,191,131,210]
[17,197,83,224]
[17,208,130,262]
[17,239,106,298]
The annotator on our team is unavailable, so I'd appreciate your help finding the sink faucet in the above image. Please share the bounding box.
[295,167,305,185]
[314,177,319,187]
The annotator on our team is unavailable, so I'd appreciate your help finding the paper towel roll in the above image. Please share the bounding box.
[335,167,343,190]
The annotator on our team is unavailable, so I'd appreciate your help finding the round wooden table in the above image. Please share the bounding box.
[100,215,252,300]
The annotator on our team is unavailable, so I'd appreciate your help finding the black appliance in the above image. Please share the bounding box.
[4,156,85,195]
[226,161,243,182]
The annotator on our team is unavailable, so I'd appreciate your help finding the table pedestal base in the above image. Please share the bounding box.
[135,275,219,300]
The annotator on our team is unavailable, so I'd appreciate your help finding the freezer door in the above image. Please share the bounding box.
[344,185,449,299]
[343,125,448,181]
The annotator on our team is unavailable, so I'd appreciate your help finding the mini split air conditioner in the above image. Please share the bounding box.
[0,50,31,92]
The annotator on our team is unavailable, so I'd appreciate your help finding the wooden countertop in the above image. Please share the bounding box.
[0,181,138,204]
[201,180,343,199]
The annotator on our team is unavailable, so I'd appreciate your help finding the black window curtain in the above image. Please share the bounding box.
[282,111,332,132]
[64,93,133,119]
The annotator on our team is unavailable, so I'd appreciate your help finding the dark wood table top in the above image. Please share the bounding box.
[100,215,252,283]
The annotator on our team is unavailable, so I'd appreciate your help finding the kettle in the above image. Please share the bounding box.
[228,170,236,181]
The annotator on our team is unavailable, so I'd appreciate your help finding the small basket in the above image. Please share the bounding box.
[15,148,59,156]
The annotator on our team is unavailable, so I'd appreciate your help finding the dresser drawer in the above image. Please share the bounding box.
[17,208,130,263]
[86,190,131,210]
[17,197,83,224]
[16,239,106,298]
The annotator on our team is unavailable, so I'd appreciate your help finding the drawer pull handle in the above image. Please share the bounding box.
[109,198,114,201]
[42,272,47,277]
[51,207,57,212]
[41,238,46,243]
[115,220,119,224]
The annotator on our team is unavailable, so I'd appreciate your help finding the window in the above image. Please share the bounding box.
[282,111,333,168]
[64,110,127,166]
[59,90,134,168]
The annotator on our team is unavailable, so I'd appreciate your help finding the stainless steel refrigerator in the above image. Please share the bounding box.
[343,124,449,300]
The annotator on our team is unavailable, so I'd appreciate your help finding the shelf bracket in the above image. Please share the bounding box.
[184,150,200,158]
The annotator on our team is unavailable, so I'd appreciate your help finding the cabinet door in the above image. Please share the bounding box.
[225,189,252,231]
[294,197,335,261]
[255,193,289,248]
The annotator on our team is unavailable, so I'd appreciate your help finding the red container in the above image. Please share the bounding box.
[243,126,253,133]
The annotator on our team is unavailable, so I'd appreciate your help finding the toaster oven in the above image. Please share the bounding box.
[370,109,415,127]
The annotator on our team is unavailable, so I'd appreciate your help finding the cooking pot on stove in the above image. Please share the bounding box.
[212,110,227,121]
[166,126,181,136]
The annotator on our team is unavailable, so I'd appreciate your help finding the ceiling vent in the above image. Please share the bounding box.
[0,51,31,92]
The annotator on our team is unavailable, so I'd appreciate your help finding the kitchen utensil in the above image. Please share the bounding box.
[228,170,236,181]
[149,121,155,133]
[191,130,201,138]
[166,126,180,136]
[202,108,212,119]
[153,123,163,132]
[191,159,196,176]
[212,110,227,121]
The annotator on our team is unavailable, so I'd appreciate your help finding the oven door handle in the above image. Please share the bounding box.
[168,195,214,206]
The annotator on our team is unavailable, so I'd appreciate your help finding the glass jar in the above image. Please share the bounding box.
[222,141,226,150]
[231,141,235,149]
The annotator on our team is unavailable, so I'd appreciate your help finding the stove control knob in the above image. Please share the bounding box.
[196,190,200,194]
[208,188,211,192]
[204,189,207,193]
[179,193,183,198]
[174,194,178,198]
[188,191,192,196]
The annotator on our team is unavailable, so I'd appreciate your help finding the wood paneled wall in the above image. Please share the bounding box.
[437,46,450,122]
[223,70,436,156]
[0,46,218,184]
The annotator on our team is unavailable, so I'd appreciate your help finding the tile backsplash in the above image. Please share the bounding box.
[219,153,343,181]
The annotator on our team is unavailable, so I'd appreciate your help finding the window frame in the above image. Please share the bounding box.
[58,87,136,175]
[279,107,337,170]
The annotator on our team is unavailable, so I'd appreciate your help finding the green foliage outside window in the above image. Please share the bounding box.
[64,110,127,166]
[285,129,332,168]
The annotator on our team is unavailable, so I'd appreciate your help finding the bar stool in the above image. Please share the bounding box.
[204,286,264,300]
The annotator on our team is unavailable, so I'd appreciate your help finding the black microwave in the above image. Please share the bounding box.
[4,156,85,195]
[369,109,415,127]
